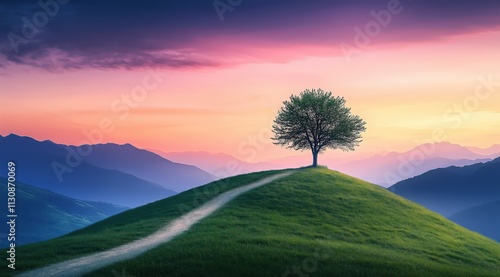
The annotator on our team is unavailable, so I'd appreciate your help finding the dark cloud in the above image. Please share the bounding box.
[1,0,499,71]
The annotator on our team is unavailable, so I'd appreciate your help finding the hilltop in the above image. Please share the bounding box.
[9,168,500,276]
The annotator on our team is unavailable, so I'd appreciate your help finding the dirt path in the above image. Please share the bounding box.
[18,171,294,277]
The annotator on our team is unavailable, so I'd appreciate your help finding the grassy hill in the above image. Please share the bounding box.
[7,168,500,276]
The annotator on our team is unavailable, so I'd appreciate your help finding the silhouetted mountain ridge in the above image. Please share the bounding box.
[74,143,216,192]
[0,134,213,207]
[390,156,500,217]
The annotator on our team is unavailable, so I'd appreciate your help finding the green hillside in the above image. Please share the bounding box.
[9,168,500,276]
[5,170,282,274]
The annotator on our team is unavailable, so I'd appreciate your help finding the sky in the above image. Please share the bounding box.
[1,0,500,162]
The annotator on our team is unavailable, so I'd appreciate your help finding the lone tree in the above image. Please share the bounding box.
[272,89,366,167]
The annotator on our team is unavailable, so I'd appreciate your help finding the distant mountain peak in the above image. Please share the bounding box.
[0,134,215,206]
[4,133,32,140]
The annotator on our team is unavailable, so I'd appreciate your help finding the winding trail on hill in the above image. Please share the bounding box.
[18,171,295,277]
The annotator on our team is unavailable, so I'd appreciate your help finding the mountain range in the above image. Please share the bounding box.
[156,142,500,187]
[389,157,500,242]
[389,157,500,217]
[73,144,216,192]
[332,142,494,186]
[0,134,215,207]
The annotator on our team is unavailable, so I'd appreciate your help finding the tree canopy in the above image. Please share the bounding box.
[272,88,366,167]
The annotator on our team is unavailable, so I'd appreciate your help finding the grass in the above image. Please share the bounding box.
[8,167,500,276]
[3,169,282,274]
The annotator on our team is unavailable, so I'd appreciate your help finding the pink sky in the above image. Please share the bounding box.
[1,1,500,162]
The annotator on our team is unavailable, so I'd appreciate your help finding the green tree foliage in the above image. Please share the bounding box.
[272,89,366,167]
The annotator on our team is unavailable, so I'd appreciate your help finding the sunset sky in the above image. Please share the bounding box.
[1,0,500,162]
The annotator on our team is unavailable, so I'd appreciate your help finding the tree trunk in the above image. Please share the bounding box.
[312,150,318,167]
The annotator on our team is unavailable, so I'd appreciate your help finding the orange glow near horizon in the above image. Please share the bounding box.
[1,30,500,162]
